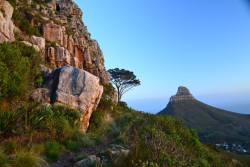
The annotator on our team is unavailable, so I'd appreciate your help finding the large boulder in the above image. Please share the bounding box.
[32,65,103,132]
[0,0,15,43]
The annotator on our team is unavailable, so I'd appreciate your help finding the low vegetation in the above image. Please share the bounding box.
[0,42,42,106]
[0,42,249,166]
[89,97,248,167]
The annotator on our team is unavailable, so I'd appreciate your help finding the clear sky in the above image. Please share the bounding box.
[76,0,250,114]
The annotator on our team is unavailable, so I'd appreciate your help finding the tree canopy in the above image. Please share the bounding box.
[108,68,140,101]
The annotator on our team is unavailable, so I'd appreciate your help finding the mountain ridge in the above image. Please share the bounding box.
[158,86,250,153]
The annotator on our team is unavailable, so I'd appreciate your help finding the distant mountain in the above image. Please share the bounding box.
[158,86,250,153]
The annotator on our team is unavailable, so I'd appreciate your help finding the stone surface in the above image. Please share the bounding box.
[30,88,50,104]
[43,23,65,45]
[31,36,46,51]
[74,155,100,167]
[21,41,40,52]
[42,21,109,84]
[37,65,103,132]
[105,144,130,166]
[39,0,109,84]
[170,86,195,102]
[108,90,118,104]
[0,0,15,43]
[47,46,71,67]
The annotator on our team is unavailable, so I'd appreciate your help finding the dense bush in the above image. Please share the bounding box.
[0,103,85,164]
[0,147,45,167]
[91,103,242,167]
[45,141,62,161]
[13,151,45,167]
[0,103,81,141]
[0,150,8,167]
[0,42,41,102]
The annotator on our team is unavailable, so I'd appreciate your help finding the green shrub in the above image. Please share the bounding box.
[105,111,236,167]
[30,144,45,156]
[80,135,96,147]
[2,140,18,154]
[0,151,8,167]
[0,42,41,101]
[13,151,44,167]
[0,110,20,135]
[89,109,106,131]
[65,140,81,152]
[12,9,41,37]
[44,141,62,161]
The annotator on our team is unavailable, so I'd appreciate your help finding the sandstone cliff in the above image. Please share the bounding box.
[170,86,195,102]
[0,0,109,132]
[0,0,15,42]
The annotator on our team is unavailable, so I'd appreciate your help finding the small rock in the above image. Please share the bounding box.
[21,41,40,52]
[74,155,100,167]
[30,88,50,104]
[106,144,130,165]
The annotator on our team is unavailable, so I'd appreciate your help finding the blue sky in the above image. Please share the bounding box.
[76,0,250,114]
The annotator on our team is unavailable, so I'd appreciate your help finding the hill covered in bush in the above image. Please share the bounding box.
[0,0,249,167]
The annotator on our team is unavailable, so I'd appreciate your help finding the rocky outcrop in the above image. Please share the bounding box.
[105,144,130,166]
[0,0,15,43]
[31,36,45,51]
[30,88,51,104]
[170,86,195,102]
[39,0,109,84]
[74,155,101,167]
[21,41,40,52]
[73,144,130,167]
[43,21,109,84]
[6,0,109,84]
[1,0,109,132]
[32,66,103,132]
[47,46,71,67]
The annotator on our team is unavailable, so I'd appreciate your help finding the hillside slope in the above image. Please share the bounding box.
[159,87,250,153]
[0,0,250,166]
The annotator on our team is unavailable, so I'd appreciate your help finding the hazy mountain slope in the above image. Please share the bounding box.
[158,87,250,146]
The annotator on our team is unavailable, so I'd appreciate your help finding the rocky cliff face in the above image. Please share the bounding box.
[9,0,109,84]
[0,0,15,43]
[170,86,195,102]
[0,0,109,132]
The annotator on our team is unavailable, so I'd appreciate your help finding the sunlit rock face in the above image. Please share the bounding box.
[1,0,108,132]
[32,66,103,132]
[0,0,15,43]
[170,86,195,103]
[40,0,109,84]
